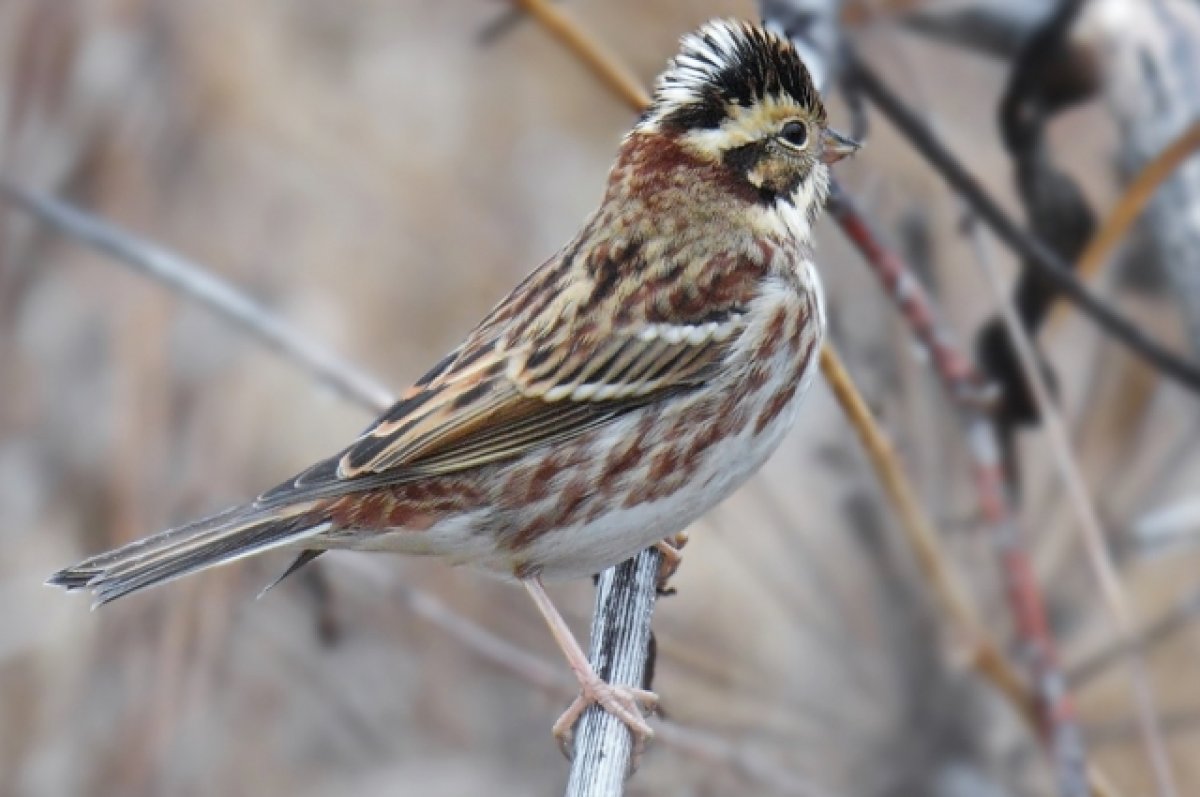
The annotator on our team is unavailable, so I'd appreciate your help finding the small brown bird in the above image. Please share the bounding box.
[50,19,857,746]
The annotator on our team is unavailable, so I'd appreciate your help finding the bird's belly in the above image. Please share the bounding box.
[484,336,821,580]
[513,420,789,581]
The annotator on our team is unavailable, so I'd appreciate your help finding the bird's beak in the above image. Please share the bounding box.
[821,127,861,165]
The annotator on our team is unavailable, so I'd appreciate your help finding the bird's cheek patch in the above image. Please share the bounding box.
[723,141,767,180]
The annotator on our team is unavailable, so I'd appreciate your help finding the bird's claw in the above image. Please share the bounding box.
[553,676,658,759]
[654,531,689,594]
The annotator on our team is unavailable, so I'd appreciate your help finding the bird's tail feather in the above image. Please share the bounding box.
[47,503,330,607]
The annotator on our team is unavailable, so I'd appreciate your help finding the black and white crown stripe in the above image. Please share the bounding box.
[643,19,824,131]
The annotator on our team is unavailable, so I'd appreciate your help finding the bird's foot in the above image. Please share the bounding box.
[553,674,658,757]
[654,531,689,594]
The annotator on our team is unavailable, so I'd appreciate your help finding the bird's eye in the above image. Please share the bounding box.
[779,121,808,149]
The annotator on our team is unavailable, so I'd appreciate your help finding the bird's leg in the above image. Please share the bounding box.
[522,577,657,753]
[654,531,689,593]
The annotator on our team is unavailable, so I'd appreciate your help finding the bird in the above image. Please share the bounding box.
[48,19,858,749]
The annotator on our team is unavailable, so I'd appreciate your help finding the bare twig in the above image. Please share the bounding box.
[0,180,394,413]
[846,51,1200,393]
[816,345,1058,742]
[1068,586,1200,688]
[510,0,647,111]
[968,226,1180,797]
[1077,0,1200,353]
[830,189,1091,797]
[1065,120,1200,311]
[827,186,993,406]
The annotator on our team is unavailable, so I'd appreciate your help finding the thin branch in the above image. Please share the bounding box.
[830,189,1091,797]
[1049,120,1200,330]
[815,345,1072,752]
[0,182,821,795]
[846,51,1200,393]
[1067,585,1200,688]
[1082,1,1200,355]
[827,185,994,407]
[0,180,394,413]
[511,0,648,111]
[967,225,1180,797]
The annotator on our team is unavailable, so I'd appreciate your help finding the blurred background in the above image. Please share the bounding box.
[2,0,1199,795]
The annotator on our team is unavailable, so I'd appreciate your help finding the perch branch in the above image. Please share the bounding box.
[565,551,661,797]
[0,181,820,795]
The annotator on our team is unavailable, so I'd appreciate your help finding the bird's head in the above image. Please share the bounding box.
[637,20,858,215]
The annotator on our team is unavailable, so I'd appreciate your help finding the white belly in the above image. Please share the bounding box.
[515,391,807,580]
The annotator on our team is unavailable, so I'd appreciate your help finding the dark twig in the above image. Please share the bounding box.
[980,0,1097,487]
[846,50,1200,393]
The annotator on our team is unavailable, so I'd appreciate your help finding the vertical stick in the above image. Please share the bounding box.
[565,549,662,797]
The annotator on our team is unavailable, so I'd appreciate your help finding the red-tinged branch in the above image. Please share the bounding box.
[829,186,1089,797]
[827,185,992,406]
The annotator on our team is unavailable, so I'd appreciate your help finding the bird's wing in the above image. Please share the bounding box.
[256,241,768,507]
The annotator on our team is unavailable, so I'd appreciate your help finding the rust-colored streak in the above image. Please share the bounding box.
[647,445,680,484]
[754,384,797,436]
[507,512,556,552]
[526,453,565,503]
[553,478,592,526]
[745,365,769,390]
[755,306,788,361]
[754,337,816,435]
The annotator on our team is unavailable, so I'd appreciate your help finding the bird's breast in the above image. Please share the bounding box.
[474,268,825,581]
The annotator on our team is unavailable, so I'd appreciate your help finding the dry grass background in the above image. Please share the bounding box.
[2,1,1198,795]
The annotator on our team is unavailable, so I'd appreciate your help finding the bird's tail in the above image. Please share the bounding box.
[47,502,331,607]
